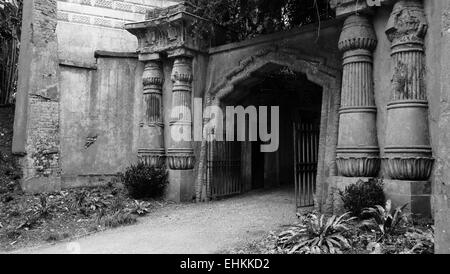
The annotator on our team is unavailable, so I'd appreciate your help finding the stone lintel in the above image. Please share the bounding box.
[330,0,396,18]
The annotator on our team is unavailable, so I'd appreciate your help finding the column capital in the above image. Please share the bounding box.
[143,61,164,91]
[125,1,210,56]
[338,15,377,53]
[171,57,193,84]
[385,0,428,46]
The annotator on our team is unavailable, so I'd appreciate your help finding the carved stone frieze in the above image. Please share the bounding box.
[125,2,210,56]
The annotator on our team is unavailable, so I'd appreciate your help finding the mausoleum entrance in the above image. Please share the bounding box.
[205,66,323,209]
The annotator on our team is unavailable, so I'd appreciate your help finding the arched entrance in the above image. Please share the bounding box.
[212,67,323,207]
[197,47,341,210]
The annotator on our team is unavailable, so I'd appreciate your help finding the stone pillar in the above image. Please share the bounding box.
[138,55,165,167]
[384,0,433,181]
[167,53,195,170]
[12,0,61,193]
[336,15,380,177]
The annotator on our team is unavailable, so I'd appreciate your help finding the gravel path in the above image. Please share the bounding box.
[11,187,297,254]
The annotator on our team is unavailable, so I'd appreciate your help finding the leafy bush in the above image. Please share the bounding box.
[129,200,152,216]
[361,200,409,240]
[277,212,355,254]
[119,163,168,199]
[339,179,386,218]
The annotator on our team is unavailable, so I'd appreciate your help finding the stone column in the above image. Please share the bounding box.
[138,55,166,167]
[167,53,195,170]
[336,15,380,177]
[384,0,433,180]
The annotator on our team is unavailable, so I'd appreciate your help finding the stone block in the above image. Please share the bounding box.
[383,180,432,221]
[166,169,194,203]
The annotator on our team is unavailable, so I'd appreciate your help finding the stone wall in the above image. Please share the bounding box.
[56,0,178,64]
[13,0,179,192]
[59,54,141,187]
[435,0,450,255]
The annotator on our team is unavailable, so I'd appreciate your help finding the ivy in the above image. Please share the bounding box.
[190,0,334,43]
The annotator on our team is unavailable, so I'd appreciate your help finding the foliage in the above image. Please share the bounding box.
[119,163,168,199]
[401,227,434,254]
[1,183,169,251]
[0,0,22,105]
[0,0,21,41]
[277,212,355,254]
[339,178,386,218]
[129,200,152,216]
[361,200,409,240]
[190,0,334,43]
[98,210,137,228]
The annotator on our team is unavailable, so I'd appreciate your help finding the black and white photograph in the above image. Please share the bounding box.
[0,0,448,264]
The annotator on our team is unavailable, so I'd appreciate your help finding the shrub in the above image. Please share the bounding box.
[119,163,168,199]
[277,212,355,254]
[129,200,152,216]
[339,178,385,218]
[361,200,409,239]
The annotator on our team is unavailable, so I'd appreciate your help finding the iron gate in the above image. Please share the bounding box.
[293,120,320,208]
[207,140,242,199]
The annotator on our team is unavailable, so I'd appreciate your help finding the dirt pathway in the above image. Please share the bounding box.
[10,188,298,254]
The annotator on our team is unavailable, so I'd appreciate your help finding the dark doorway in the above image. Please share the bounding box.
[207,66,323,203]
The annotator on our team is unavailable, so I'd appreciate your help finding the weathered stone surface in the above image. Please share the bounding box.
[383,0,434,181]
[59,55,140,183]
[125,1,210,56]
[167,56,195,170]
[435,0,450,255]
[56,0,178,64]
[138,57,166,167]
[13,0,61,192]
[384,179,432,221]
[336,15,380,177]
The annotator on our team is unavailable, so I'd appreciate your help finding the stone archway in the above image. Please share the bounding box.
[195,46,342,211]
